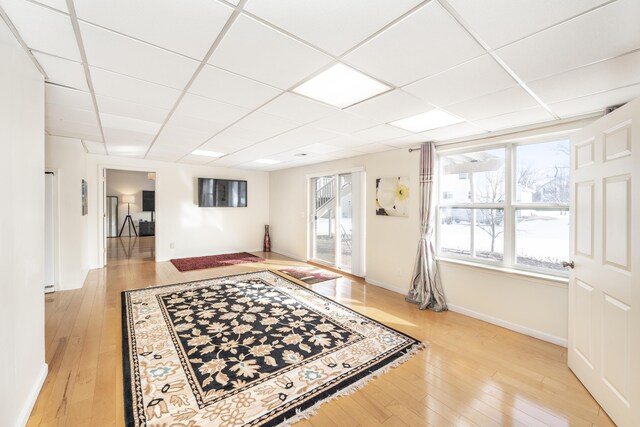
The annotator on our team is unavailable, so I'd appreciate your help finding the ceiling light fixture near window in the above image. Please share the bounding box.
[390,109,464,133]
[254,158,283,165]
[191,149,226,158]
[293,63,391,109]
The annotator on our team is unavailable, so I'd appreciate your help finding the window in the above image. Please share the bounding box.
[437,139,570,275]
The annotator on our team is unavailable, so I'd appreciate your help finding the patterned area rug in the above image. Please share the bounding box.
[278,266,341,285]
[170,252,264,272]
[122,271,424,426]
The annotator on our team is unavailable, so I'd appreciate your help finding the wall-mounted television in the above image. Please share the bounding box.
[142,190,155,212]
[198,178,247,207]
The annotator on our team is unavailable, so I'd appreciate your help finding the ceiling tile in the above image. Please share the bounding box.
[244,0,422,55]
[89,67,182,109]
[180,154,217,165]
[219,111,299,142]
[0,0,80,60]
[327,148,368,159]
[45,84,94,110]
[403,55,516,106]
[259,126,339,151]
[175,93,250,124]
[146,144,192,161]
[311,110,380,134]
[199,134,256,153]
[153,123,212,148]
[99,113,161,135]
[549,83,640,118]
[167,114,229,136]
[495,0,640,82]
[103,127,155,148]
[343,1,484,86]
[208,13,332,89]
[418,122,487,142]
[351,143,396,154]
[528,50,640,105]
[445,86,540,121]
[46,121,102,141]
[107,140,147,158]
[385,133,430,148]
[346,90,432,123]
[189,65,282,109]
[472,107,555,131]
[96,95,170,124]
[446,0,610,49]
[80,22,199,89]
[296,143,344,154]
[74,0,233,60]
[83,140,107,155]
[32,0,68,13]
[353,124,412,142]
[258,93,338,125]
[46,103,97,127]
[33,51,88,91]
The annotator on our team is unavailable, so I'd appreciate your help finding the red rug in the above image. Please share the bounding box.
[278,266,341,285]
[170,252,264,272]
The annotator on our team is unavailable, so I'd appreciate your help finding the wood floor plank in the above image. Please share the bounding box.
[26,237,614,426]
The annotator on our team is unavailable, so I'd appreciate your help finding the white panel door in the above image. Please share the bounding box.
[569,97,640,426]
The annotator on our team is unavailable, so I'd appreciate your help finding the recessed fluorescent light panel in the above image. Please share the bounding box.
[191,149,226,157]
[254,158,282,165]
[390,109,464,133]
[293,63,390,109]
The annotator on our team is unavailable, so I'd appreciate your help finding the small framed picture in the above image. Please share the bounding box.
[81,179,88,216]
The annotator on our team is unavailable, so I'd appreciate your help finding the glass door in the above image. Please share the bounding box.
[312,176,336,265]
[310,173,358,273]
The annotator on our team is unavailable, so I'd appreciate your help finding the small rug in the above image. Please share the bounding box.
[278,266,341,285]
[122,270,424,426]
[170,252,263,272]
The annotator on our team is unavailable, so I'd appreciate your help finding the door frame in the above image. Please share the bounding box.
[306,167,366,276]
[44,168,60,292]
[97,164,159,266]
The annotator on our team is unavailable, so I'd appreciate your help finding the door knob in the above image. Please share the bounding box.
[562,260,575,269]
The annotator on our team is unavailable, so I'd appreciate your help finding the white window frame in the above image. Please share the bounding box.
[436,137,570,277]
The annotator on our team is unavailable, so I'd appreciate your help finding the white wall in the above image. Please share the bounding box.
[45,136,90,290]
[0,19,47,427]
[86,155,270,266]
[269,146,570,345]
[40,141,270,271]
[106,169,155,237]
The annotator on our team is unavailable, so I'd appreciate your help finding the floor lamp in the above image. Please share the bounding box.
[119,195,138,237]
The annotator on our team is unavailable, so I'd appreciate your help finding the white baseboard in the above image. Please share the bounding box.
[364,277,407,295]
[15,363,48,427]
[448,304,567,347]
[357,278,568,348]
[270,248,306,262]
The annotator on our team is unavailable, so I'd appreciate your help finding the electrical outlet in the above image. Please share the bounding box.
[170,242,175,249]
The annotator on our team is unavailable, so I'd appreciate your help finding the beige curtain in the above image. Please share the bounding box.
[406,142,447,311]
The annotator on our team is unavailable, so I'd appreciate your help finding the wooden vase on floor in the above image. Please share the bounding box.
[263,225,271,252]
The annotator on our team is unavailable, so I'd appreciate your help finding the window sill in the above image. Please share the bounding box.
[435,257,569,288]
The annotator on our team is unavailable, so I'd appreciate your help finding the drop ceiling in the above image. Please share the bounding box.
[1,0,640,171]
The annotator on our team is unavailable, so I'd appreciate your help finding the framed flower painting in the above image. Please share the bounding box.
[375,176,409,217]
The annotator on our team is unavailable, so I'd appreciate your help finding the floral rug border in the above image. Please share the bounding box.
[121,270,425,427]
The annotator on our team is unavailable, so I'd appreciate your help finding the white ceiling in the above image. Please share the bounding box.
[1,0,640,171]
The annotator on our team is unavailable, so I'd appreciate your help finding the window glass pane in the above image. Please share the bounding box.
[440,148,505,203]
[475,209,504,261]
[516,140,570,203]
[440,208,471,256]
[516,209,569,272]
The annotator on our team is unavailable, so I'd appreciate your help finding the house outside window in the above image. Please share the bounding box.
[437,139,570,275]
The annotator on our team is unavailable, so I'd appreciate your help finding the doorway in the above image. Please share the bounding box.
[105,169,156,265]
[309,170,364,276]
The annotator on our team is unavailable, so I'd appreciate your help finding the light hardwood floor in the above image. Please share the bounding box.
[28,237,615,426]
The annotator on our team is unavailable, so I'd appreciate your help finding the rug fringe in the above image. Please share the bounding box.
[278,342,428,426]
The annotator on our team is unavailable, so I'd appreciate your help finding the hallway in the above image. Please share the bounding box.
[106,236,155,266]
